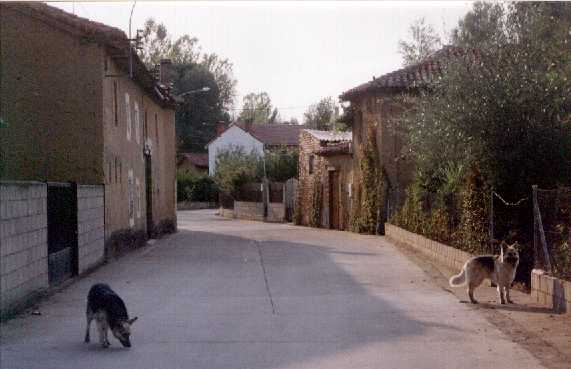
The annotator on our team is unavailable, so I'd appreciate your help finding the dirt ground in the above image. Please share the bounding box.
[392,240,571,369]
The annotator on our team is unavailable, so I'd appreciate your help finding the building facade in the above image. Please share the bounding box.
[297,130,353,230]
[0,3,177,247]
[339,46,476,226]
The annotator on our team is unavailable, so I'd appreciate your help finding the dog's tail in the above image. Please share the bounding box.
[449,265,467,287]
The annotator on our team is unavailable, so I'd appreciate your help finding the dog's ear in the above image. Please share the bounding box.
[500,241,507,255]
[128,317,138,325]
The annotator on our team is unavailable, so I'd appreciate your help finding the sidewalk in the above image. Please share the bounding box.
[390,238,571,369]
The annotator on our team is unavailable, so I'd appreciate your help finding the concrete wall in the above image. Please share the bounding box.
[1,182,48,316]
[267,203,285,223]
[177,201,217,211]
[0,5,104,183]
[531,269,570,314]
[77,185,105,274]
[208,125,264,175]
[234,201,265,222]
[385,223,473,272]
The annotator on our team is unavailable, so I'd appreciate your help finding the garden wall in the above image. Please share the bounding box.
[1,182,49,317]
[531,269,570,314]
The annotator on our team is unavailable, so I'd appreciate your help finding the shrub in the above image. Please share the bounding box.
[177,170,218,202]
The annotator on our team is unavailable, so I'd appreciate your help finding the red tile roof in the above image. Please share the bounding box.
[5,2,176,107]
[314,142,352,156]
[340,46,480,100]
[179,153,209,168]
[233,122,304,147]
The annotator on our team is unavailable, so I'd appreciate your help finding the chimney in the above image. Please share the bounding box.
[159,59,172,85]
[216,121,227,136]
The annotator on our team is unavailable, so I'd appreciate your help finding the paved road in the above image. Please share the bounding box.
[1,210,544,369]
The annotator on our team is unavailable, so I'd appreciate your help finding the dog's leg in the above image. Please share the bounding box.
[96,313,110,348]
[505,286,514,304]
[497,284,506,304]
[85,307,93,343]
[468,284,478,304]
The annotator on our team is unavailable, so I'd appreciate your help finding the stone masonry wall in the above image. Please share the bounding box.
[234,201,265,222]
[77,185,105,274]
[0,182,48,316]
[385,223,473,272]
[531,269,570,314]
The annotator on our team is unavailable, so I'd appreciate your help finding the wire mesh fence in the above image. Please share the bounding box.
[534,186,571,280]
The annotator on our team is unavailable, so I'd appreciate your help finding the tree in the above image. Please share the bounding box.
[391,2,571,256]
[398,17,442,66]
[303,97,338,130]
[138,18,237,152]
[238,92,280,124]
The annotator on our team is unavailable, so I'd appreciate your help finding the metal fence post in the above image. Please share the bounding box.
[532,185,552,273]
[489,189,494,254]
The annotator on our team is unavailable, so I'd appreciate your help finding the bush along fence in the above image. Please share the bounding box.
[218,180,288,223]
[389,182,570,313]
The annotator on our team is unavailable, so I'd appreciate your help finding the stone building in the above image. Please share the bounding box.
[297,130,352,230]
[0,3,177,247]
[339,46,477,225]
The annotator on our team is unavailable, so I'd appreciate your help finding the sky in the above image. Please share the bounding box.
[50,1,473,122]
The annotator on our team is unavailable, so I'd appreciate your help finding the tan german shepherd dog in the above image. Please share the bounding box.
[449,242,519,304]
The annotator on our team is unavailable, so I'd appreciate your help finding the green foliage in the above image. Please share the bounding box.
[213,147,298,198]
[213,147,259,198]
[309,180,322,228]
[353,126,388,234]
[303,97,339,131]
[177,170,218,202]
[138,18,237,153]
[262,149,299,182]
[238,92,280,124]
[398,17,442,67]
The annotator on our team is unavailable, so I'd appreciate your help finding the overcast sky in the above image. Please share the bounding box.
[50,1,473,122]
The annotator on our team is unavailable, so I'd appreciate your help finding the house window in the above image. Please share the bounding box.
[309,155,315,174]
[104,58,109,72]
[134,101,140,144]
[125,93,131,140]
[113,81,118,126]
[108,161,112,184]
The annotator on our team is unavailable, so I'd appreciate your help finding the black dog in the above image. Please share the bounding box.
[85,283,138,348]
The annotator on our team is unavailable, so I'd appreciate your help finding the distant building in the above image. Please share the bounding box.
[207,121,302,175]
[177,153,209,173]
[297,130,353,230]
[0,3,177,244]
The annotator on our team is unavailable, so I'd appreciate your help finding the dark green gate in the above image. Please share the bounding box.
[47,182,78,285]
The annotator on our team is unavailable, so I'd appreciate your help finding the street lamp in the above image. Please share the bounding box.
[179,86,211,97]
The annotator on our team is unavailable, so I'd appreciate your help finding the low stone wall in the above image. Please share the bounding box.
[531,269,570,314]
[267,203,285,223]
[77,185,105,274]
[177,201,217,211]
[234,201,265,222]
[385,223,473,272]
[1,182,49,317]
[218,207,235,219]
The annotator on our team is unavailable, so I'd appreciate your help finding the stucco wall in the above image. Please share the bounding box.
[0,5,104,183]
[102,52,176,239]
[0,182,49,317]
[208,125,264,175]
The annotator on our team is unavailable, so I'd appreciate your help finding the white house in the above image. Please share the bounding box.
[207,122,302,175]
